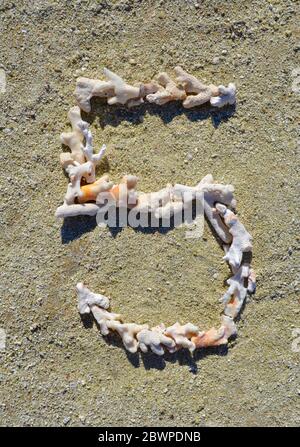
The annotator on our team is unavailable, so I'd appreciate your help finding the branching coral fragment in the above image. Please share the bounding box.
[222,264,250,318]
[63,123,107,204]
[60,106,86,168]
[75,77,114,112]
[78,175,113,204]
[146,72,186,105]
[215,203,252,269]
[91,306,122,336]
[173,174,236,244]
[106,321,149,353]
[164,322,199,353]
[103,67,141,105]
[174,66,219,108]
[137,325,176,355]
[76,282,110,313]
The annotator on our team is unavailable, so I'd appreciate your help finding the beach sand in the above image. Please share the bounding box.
[0,0,299,426]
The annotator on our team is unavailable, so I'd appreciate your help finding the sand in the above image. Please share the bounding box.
[0,0,299,426]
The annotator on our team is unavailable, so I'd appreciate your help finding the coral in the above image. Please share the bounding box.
[75,270,251,353]
[210,83,236,108]
[91,307,122,336]
[106,321,149,353]
[60,106,86,168]
[76,283,121,335]
[164,322,199,352]
[215,203,252,269]
[173,174,236,244]
[60,70,254,358]
[74,68,235,111]
[146,72,186,105]
[63,124,107,204]
[108,175,139,207]
[137,325,176,356]
[247,268,256,293]
[135,185,173,215]
[76,282,110,313]
[55,202,100,218]
[74,77,114,112]
[221,315,237,339]
[221,264,250,318]
[75,71,159,110]
[78,175,114,204]
[0,68,6,94]
[192,326,227,348]
[154,200,184,220]
[55,174,139,218]
[174,66,219,108]
[191,316,236,348]
[103,68,141,105]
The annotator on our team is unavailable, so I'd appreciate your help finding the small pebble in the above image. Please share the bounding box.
[30,323,40,333]
[63,417,70,425]
[212,56,220,65]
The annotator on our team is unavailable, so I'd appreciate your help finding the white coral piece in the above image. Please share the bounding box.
[136,324,176,356]
[173,174,236,244]
[164,322,199,353]
[106,321,149,354]
[174,66,219,108]
[79,123,107,164]
[60,106,87,168]
[146,72,186,105]
[215,203,252,269]
[55,202,100,218]
[103,68,141,105]
[74,77,114,112]
[91,306,122,336]
[76,282,110,313]
[221,315,237,339]
[222,265,250,318]
[63,124,106,204]
[210,83,236,108]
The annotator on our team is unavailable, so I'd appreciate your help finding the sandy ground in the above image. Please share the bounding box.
[0,0,299,427]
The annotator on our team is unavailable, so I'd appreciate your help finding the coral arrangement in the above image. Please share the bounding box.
[56,67,255,356]
[75,200,255,354]
[74,66,236,112]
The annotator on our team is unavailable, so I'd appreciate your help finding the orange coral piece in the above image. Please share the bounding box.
[191,327,228,348]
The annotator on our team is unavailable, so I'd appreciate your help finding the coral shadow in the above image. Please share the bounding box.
[83,99,236,130]
[61,215,97,244]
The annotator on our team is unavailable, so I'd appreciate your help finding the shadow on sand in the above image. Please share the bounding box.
[82,97,236,129]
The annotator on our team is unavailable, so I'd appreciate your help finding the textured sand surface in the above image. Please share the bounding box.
[0,0,299,426]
